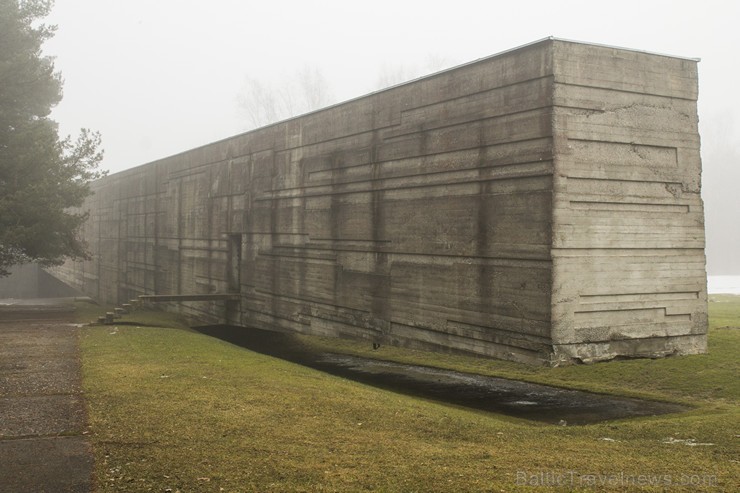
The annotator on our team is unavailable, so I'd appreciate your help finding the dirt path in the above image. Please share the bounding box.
[0,300,93,493]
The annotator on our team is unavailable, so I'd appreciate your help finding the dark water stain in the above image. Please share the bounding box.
[194,325,688,426]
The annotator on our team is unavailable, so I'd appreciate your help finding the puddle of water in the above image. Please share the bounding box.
[194,325,688,425]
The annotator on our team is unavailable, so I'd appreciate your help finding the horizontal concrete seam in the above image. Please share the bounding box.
[245,294,370,316]
[309,238,392,243]
[160,126,404,177]
[97,137,555,194]
[257,247,553,263]
[384,106,553,140]
[573,306,691,315]
[257,253,337,263]
[565,176,683,185]
[551,247,706,251]
[306,149,553,176]
[391,322,550,353]
[552,81,698,102]
[255,173,554,200]
[396,75,556,114]
[274,161,554,193]
[165,109,554,172]
[445,320,551,341]
[550,105,605,115]
[567,201,690,213]
[162,122,553,181]
[579,291,699,299]
[565,138,680,152]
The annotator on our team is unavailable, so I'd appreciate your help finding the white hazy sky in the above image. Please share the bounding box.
[43,0,739,273]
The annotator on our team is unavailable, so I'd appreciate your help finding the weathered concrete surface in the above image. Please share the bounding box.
[53,38,707,365]
[548,42,707,363]
[0,302,93,493]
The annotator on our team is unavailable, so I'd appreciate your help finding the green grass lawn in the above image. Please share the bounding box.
[79,298,739,492]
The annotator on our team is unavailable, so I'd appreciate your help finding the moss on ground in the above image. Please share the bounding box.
[78,297,739,492]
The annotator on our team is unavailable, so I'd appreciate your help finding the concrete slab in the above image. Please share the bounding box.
[0,437,92,493]
[0,395,87,437]
[0,357,81,395]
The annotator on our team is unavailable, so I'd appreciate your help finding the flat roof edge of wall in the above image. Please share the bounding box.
[102,36,700,180]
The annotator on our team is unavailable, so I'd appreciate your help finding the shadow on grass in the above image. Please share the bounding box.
[194,324,689,426]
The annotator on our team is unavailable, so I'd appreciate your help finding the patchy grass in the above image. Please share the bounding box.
[79,299,739,492]
[75,301,191,330]
[294,317,739,405]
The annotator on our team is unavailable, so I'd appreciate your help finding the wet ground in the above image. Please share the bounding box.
[195,325,689,426]
[0,297,77,321]
[0,298,92,493]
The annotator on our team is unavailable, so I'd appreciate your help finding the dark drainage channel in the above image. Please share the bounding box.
[194,325,688,426]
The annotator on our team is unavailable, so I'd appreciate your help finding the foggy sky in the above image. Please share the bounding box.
[43,0,739,274]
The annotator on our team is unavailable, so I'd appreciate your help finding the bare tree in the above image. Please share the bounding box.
[375,63,421,90]
[237,66,336,130]
[374,54,459,90]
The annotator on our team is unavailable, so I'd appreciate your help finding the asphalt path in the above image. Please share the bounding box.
[0,299,92,493]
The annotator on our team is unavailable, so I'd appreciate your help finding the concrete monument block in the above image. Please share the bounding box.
[53,38,707,365]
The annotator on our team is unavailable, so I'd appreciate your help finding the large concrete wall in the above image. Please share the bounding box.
[0,264,39,299]
[54,38,707,365]
[549,42,707,362]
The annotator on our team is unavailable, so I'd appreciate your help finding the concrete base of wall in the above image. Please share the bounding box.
[552,335,708,366]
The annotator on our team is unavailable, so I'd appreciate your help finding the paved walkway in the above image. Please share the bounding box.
[0,300,93,493]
